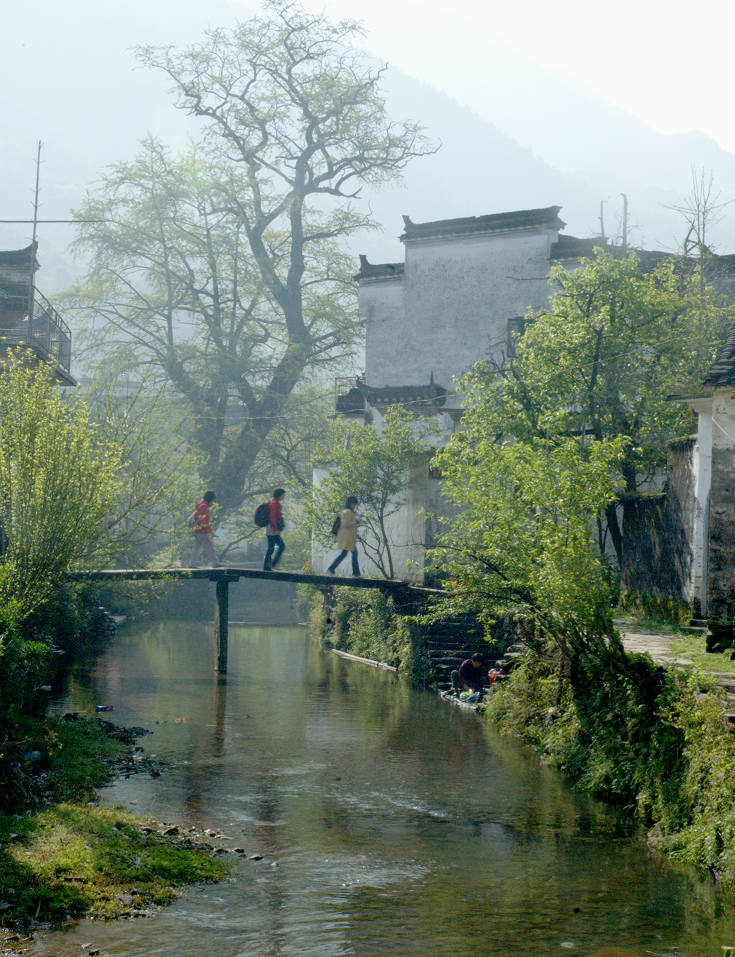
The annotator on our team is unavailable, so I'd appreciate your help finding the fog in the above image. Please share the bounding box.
[5,0,735,296]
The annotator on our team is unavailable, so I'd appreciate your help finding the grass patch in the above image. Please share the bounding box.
[0,715,227,932]
[0,804,226,928]
[665,634,735,675]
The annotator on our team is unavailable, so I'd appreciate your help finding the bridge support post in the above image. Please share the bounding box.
[214,578,230,675]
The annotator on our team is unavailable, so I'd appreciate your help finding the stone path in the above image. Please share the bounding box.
[617,623,735,701]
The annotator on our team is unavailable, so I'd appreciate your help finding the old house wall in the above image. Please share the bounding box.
[362,276,404,385]
[706,389,735,620]
[363,228,556,405]
[620,438,695,603]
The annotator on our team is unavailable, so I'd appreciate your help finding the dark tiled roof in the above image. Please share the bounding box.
[355,255,405,281]
[705,325,735,386]
[400,206,566,243]
[550,234,608,260]
[336,382,447,414]
[0,242,38,268]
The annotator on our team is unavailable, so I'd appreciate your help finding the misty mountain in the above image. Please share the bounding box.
[4,0,735,297]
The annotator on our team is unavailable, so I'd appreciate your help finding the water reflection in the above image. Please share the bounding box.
[32,621,735,957]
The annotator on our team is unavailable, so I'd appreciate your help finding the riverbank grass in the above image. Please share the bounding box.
[0,716,226,933]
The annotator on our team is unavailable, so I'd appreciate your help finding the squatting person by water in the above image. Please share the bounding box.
[189,490,221,568]
[327,496,362,577]
[447,653,488,697]
[264,488,286,571]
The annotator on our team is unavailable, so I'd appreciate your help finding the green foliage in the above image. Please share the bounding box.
[662,678,735,893]
[80,372,202,567]
[432,406,627,656]
[485,651,579,754]
[0,355,123,616]
[487,647,735,892]
[475,249,732,561]
[313,588,430,683]
[304,406,434,578]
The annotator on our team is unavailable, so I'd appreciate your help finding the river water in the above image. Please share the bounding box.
[29,620,735,956]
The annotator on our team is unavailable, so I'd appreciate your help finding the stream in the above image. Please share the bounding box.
[27,619,735,956]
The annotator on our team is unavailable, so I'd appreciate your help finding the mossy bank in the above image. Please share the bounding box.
[309,585,431,684]
[486,643,735,896]
[0,713,226,942]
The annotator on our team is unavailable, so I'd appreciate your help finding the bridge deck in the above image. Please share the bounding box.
[67,567,442,595]
[67,567,443,676]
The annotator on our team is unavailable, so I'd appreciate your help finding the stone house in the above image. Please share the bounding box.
[314,205,605,580]
[0,242,74,384]
[645,328,735,623]
[314,203,735,607]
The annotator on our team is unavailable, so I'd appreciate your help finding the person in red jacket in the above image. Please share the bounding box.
[263,488,286,571]
[189,490,221,567]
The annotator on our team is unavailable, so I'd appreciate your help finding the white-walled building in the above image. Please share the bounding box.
[314,205,604,582]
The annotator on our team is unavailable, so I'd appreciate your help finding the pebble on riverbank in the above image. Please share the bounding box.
[0,717,228,937]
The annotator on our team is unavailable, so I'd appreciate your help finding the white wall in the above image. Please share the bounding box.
[690,397,713,612]
[363,226,557,406]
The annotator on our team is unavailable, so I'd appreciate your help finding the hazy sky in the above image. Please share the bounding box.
[5,0,735,282]
[298,0,735,155]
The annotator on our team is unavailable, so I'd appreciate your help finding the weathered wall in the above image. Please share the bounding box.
[620,438,695,603]
[362,275,404,384]
[362,227,557,406]
[707,389,735,620]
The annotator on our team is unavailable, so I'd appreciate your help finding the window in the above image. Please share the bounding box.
[506,316,527,357]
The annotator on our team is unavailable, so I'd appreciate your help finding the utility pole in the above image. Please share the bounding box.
[620,193,628,252]
[26,140,42,347]
[599,200,606,244]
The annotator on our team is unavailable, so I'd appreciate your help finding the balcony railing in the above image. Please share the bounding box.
[0,289,73,381]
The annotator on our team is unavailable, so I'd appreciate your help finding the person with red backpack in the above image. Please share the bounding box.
[263,488,286,571]
[188,490,221,567]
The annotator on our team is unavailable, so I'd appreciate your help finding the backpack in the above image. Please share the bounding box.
[187,510,197,528]
[331,514,341,536]
[253,502,270,527]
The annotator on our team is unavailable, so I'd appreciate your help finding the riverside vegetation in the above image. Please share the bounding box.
[313,249,735,897]
[0,359,226,938]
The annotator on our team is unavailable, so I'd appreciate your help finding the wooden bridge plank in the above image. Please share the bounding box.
[66,566,445,677]
[66,567,444,595]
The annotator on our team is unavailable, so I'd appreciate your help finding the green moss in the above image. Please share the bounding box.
[0,716,227,932]
[312,587,431,684]
[0,804,226,928]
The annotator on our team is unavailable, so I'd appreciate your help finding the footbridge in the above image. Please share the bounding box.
[67,567,444,675]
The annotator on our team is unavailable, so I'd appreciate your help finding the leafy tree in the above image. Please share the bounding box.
[305,407,433,579]
[71,1,433,511]
[431,369,629,663]
[476,249,732,563]
[79,370,203,566]
[0,355,123,617]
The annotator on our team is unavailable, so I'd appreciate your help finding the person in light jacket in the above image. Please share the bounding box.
[327,496,361,577]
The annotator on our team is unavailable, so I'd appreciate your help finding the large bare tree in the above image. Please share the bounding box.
[72,0,433,509]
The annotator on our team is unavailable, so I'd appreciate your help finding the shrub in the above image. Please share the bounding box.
[312,587,430,683]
